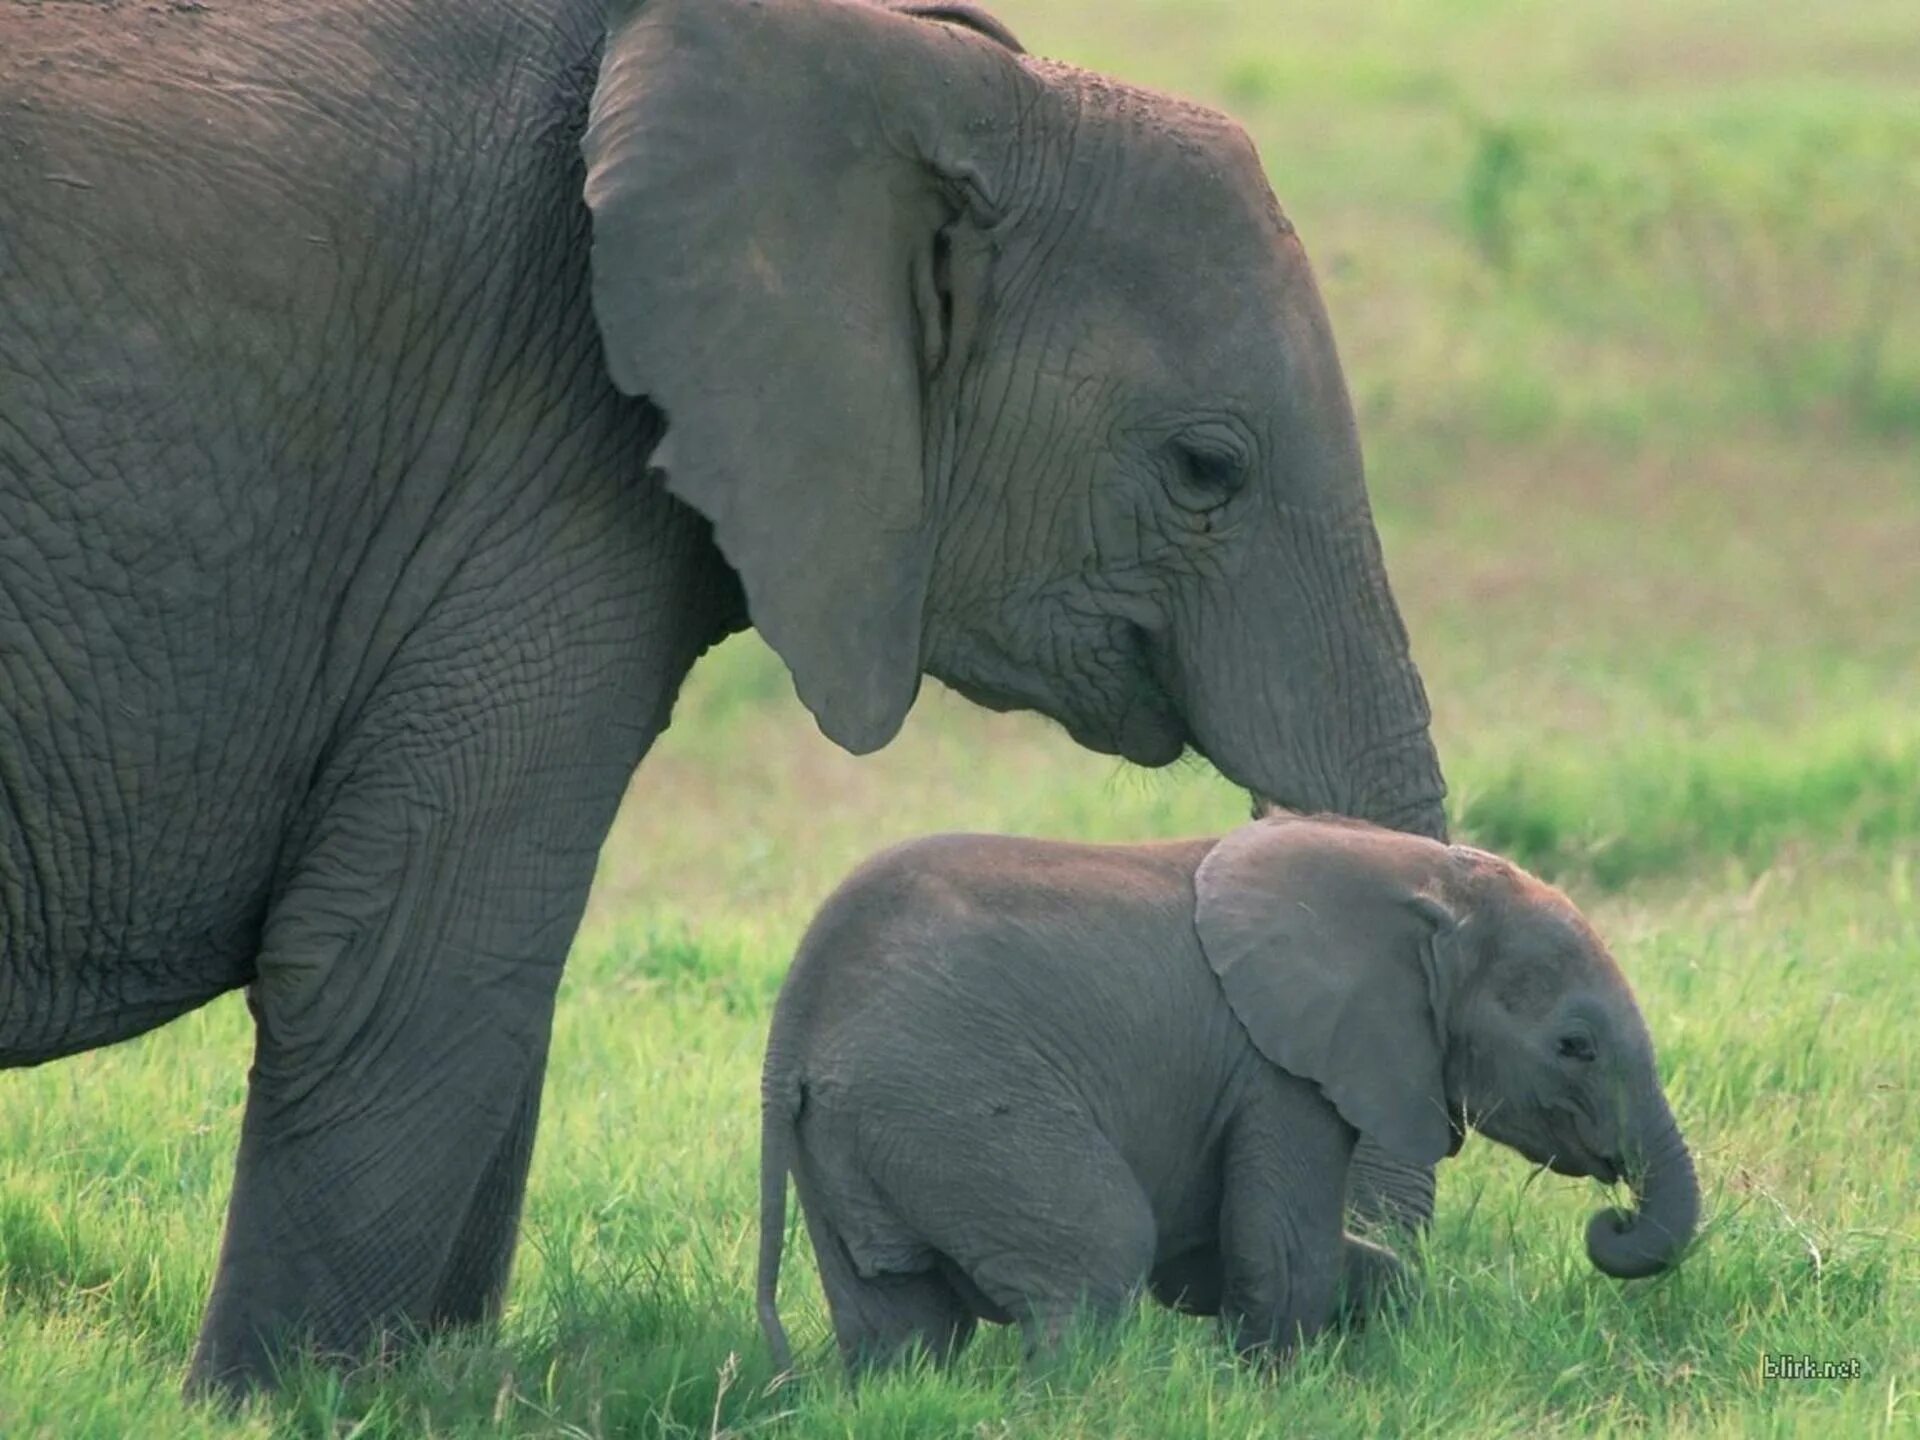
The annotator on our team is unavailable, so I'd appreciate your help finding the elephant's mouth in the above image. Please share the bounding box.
[1500,1124,1622,1186]
[1064,701,1186,768]
[1558,1154,1622,1185]
[1063,623,1189,767]
[1112,688,1188,766]
[934,621,1190,767]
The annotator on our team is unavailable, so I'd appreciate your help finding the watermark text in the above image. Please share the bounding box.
[1761,1353,1863,1381]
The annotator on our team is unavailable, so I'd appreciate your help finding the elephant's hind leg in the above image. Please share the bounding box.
[802,1216,977,1374]
[877,1111,1158,1362]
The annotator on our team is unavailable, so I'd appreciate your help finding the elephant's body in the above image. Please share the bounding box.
[759,819,1700,1373]
[2,0,1454,1394]
[4,0,737,1380]
[3,0,730,1062]
[760,833,1376,1367]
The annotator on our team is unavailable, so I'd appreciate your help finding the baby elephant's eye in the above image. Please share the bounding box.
[1556,1033,1597,1062]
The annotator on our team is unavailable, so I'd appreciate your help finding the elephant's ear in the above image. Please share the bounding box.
[583,0,1014,752]
[1194,817,1460,1166]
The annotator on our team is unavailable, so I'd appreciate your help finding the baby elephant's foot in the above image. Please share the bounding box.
[1337,1235,1411,1329]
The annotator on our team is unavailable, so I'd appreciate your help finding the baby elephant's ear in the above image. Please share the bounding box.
[887,2,1025,52]
[1194,819,1459,1166]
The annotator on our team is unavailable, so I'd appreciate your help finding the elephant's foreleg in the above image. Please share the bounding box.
[1215,1075,1349,1359]
[1336,1233,1408,1328]
[1345,1138,1435,1237]
[428,1053,549,1327]
[185,762,604,1395]
[1148,1244,1223,1316]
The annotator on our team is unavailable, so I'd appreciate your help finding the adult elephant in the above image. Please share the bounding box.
[0,0,1446,1395]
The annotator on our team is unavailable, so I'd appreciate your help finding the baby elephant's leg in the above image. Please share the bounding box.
[1149,1244,1223,1316]
[836,1272,978,1375]
[801,1206,976,1374]
[1009,1173,1158,1361]
[880,1112,1157,1362]
[1337,1234,1409,1328]
[1216,1074,1352,1359]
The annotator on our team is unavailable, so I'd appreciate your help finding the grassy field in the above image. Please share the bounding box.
[4,0,1917,1434]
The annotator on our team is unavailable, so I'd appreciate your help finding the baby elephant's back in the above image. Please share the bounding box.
[768,833,1239,1119]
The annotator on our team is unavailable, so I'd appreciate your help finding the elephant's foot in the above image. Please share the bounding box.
[1345,1138,1436,1239]
[186,1046,554,1399]
[190,1066,553,1397]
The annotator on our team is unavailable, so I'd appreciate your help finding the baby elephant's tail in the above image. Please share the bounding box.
[757,1068,800,1373]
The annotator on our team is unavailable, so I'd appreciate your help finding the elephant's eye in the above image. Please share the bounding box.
[1556,1033,1597,1063]
[1168,440,1248,510]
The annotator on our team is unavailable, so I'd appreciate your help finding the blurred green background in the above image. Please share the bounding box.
[1,1,1914,1434]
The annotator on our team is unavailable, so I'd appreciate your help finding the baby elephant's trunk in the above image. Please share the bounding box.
[758,1072,800,1372]
[1584,1094,1699,1279]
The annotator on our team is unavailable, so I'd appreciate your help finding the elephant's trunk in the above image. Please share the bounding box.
[1248,735,1446,842]
[1365,783,1448,842]
[1584,1099,1699,1279]
[1239,577,1447,845]
[1338,593,1448,841]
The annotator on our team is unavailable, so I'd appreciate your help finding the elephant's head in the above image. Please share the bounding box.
[583,0,1445,836]
[1195,816,1699,1279]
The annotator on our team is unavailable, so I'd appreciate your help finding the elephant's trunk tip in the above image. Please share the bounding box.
[1585,1206,1678,1279]
[1583,1146,1700,1279]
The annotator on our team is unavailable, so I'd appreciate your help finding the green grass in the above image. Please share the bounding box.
[4,0,1918,1433]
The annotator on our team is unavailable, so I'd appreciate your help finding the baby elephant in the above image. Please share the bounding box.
[756,815,1698,1372]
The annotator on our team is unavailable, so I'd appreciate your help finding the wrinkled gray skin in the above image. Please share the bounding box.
[1,0,1444,1394]
[759,816,1698,1372]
